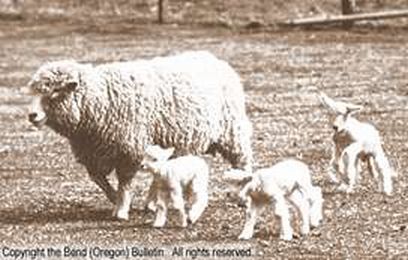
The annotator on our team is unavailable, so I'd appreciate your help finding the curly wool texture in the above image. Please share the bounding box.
[30,51,253,174]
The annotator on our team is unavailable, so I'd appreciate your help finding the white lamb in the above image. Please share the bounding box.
[319,92,396,195]
[224,159,323,241]
[141,145,209,228]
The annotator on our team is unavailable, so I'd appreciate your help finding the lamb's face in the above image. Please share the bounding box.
[140,153,161,174]
[223,169,254,207]
[141,145,175,174]
[27,60,82,134]
[333,114,348,133]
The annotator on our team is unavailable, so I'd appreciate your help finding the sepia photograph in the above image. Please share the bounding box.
[0,0,407,259]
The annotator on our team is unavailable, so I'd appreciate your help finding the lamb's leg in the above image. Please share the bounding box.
[113,166,137,221]
[309,186,323,228]
[188,175,209,224]
[273,194,293,241]
[289,190,310,236]
[145,177,159,212]
[367,155,382,192]
[338,143,361,193]
[87,166,117,204]
[373,148,393,195]
[328,141,341,184]
[170,183,188,227]
[238,198,258,240]
[153,192,167,228]
[368,155,380,181]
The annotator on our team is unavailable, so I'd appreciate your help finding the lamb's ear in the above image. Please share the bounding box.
[345,103,363,115]
[318,92,362,115]
[318,92,347,114]
[160,147,175,160]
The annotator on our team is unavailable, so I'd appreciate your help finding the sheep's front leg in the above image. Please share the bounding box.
[338,143,362,193]
[170,183,188,227]
[188,175,208,224]
[238,197,258,240]
[273,194,293,241]
[289,190,310,236]
[153,192,167,228]
[113,166,137,220]
[87,166,117,204]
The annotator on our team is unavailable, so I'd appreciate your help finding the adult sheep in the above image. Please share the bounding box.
[27,51,253,220]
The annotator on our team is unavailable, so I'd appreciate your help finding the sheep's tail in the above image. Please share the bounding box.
[223,168,253,182]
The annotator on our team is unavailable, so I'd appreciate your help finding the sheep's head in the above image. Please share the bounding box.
[27,60,88,135]
[141,145,175,175]
[318,92,362,133]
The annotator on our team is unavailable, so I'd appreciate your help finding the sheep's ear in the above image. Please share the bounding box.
[21,86,33,95]
[62,80,78,92]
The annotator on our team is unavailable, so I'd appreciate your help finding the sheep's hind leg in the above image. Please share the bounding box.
[223,122,254,173]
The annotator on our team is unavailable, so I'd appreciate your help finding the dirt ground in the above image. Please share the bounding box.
[0,9,408,260]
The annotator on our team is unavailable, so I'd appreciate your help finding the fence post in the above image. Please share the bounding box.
[158,0,164,23]
[341,0,356,27]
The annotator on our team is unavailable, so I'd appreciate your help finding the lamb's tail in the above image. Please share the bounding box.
[293,180,322,205]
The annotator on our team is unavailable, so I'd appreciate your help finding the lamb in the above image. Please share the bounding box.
[26,51,253,220]
[318,92,396,195]
[141,145,209,228]
[224,159,323,241]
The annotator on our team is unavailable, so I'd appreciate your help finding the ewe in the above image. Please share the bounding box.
[27,51,253,220]
[319,92,396,195]
[141,145,209,228]
[224,159,323,241]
